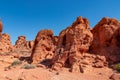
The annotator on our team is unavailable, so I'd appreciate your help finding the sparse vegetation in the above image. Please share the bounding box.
[21,64,35,69]
[114,63,120,72]
[4,52,11,55]
[0,52,11,55]
[56,72,60,75]
[11,60,22,66]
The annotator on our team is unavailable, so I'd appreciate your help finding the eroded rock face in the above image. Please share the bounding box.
[14,36,27,49]
[14,36,34,50]
[30,30,57,64]
[90,17,120,64]
[0,20,13,53]
[27,40,34,50]
[52,16,97,72]
[109,27,120,63]
[0,33,13,53]
[0,20,3,35]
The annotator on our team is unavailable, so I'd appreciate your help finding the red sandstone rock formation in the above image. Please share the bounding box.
[51,16,105,72]
[0,20,13,53]
[21,16,120,73]
[0,33,13,53]
[14,36,27,49]
[30,30,57,64]
[109,27,120,63]
[90,17,120,64]
[14,36,34,50]
[0,20,3,35]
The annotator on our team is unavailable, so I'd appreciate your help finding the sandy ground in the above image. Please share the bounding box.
[0,54,114,80]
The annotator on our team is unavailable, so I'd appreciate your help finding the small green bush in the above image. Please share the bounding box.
[11,60,22,66]
[21,64,35,69]
[114,63,120,72]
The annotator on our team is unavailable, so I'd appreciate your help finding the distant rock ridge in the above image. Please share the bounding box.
[14,36,34,51]
[0,19,34,53]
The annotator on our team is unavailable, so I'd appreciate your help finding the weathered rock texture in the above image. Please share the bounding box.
[14,36,34,50]
[0,33,13,53]
[90,17,120,64]
[0,20,3,35]
[0,20,13,53]
[110,73,120,80]
[51,16,106,72]
[30,30,58,64]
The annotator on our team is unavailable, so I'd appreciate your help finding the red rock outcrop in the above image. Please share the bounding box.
[28,16,120,73]
[0,20,13,53]
[109,27,120,63]
[14,36,34,50]
[90,17,120,64]
[0,33,13,53]
[51,17,105,72]
[0,20,3,35]
[30,30,57,64]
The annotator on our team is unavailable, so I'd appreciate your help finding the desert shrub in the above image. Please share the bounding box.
[11,60,22,66]
[0,52,11,55]
[114,63,120,72]
[21,64,35,69]
[4,52,11,55]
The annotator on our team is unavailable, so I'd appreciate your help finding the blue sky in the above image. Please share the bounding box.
[0,0,120,44]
